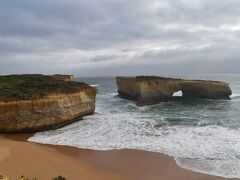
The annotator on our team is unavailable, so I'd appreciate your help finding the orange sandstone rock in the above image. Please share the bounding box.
[117,76,232,106]
[0,75,96,133]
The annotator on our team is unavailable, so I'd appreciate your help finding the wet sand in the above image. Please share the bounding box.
[0,134,236,180]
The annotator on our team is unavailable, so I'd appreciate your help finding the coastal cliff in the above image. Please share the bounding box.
[51,74,75,81]
[117,76,232,106]
[0,74,96,133]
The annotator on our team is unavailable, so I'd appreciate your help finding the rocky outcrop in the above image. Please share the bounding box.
[117,76,232,106]
[0,75,96,133]
[51,74,75,81]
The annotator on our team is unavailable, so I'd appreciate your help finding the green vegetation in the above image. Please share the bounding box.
[0,74,88,102]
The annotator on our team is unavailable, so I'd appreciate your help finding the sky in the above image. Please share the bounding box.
[0,0,240,76]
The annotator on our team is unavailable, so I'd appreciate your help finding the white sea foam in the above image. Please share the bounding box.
[28,109,240,178]
[176,158,240,178]
[231,93,240,100]
[109,92,118,96]
[28,77,240,178]
[90,84,99,87]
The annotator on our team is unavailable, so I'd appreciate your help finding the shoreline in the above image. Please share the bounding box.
[0,134,237,180]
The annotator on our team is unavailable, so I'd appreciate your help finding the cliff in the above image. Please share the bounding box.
[0,74,96,133]
[51,74,75,81]
[117,76,232,106]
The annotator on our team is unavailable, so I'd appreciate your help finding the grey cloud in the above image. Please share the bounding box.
[0,0,239,75]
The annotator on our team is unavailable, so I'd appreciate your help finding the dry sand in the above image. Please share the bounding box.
[0,134,237,180]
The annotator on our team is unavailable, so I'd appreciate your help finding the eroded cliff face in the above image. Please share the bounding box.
[0,88,96,133]
[0,74,96,133]
[117,76,232,106]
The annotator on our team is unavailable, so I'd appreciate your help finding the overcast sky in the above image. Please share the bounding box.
[0,0,240,76]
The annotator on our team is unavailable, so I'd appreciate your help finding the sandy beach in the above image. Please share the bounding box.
[0,134,235,180]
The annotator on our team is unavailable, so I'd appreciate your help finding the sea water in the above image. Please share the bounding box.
[28,73,240,178]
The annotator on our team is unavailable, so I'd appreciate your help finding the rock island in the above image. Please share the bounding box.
[117,76,232,106]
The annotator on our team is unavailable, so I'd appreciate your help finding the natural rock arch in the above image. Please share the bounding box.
[117,76,232,106]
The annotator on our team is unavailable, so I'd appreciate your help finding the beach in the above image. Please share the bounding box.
[0,0,239,178]
[0,134,234,180]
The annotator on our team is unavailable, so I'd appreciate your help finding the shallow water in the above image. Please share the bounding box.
[28,73,240,178]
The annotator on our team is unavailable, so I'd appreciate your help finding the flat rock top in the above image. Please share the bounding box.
[118,76,227,84]
[0,74,90,102]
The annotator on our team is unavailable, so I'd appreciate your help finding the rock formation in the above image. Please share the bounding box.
[51,74,75,81]
[117,76,232,106]
[0,74,96,133]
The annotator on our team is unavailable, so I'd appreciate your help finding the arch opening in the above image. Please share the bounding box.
[172,90,183,97]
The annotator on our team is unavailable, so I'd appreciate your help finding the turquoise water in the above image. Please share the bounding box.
[29,73,240,178]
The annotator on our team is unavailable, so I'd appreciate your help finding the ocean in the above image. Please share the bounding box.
[28,73,240,178]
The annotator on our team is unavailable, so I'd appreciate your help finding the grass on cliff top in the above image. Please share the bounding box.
[0,74,89,102]
[136,76,223,83]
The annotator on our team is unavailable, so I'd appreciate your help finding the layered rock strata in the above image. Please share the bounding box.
[0,75,96,133]
[117,76,232,106]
